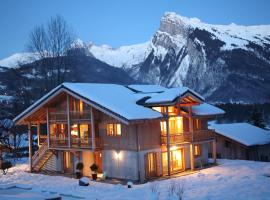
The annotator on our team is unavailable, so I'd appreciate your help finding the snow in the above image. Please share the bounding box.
[210,122,270,146]
[191,103,225,116]
[88,42,152,68]
[127,85,167,93]
[14,83,162,123]
[0,53,38,68]
[162,12,270,51]
[145,87,205,104]
[1,159,270,200]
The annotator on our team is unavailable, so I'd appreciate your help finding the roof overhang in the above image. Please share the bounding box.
[13,85,134,125]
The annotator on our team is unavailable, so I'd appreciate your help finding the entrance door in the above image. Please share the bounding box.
[162,148,184,174]
[63,152,74,173]
[171,149,184,172]
[145,152,157,179]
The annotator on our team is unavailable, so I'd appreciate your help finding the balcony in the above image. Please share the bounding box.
[161,129,215,145]
[49,137,100,149]
[49,111,91,122]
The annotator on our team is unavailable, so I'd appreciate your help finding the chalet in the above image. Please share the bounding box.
[14,83,224,182]
[210,123,270,161]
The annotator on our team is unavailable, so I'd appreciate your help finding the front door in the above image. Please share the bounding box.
[162,148,184,175]
[63,152,74,173]
[145,152,157,179]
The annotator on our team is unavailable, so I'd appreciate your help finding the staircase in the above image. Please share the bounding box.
[32,139,53,172]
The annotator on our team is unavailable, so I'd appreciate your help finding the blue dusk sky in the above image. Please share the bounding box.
[0,0,270,59]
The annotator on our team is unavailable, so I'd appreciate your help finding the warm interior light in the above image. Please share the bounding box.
[79,100,83,112]
[152,107,162,112]
[170,146,178,151]
[71,124,78,136]
[160,121,167,135]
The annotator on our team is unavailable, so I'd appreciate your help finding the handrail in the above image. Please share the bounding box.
[32,138,49,167]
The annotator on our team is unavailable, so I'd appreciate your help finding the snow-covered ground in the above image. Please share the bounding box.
[0,159,270,200]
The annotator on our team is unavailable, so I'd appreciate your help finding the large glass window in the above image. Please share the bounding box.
[169,117,183,134]
[49,123,67,139]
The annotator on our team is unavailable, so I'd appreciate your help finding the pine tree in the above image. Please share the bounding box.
[248,107,266,129]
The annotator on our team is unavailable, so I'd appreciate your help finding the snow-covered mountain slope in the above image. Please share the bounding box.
[88,12,270,103]
[88,42,152,69]
[0,53,38,68]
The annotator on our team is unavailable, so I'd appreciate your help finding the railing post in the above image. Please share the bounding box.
[46,108,50,149]
[188,106,195,171]
[213,139,217,164]
[28,122,32,172]
[91,106,95,150]
[165,106,171,176]
[67,94,71,148]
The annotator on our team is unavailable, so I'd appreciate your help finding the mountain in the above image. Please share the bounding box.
[1,12,270,104]
[89,12,270,103]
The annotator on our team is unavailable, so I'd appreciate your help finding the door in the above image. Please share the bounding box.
[63,152,74,173]
[162,148,184,174]
[171,149,184,172]
[145,152,157,179]
[94,151,103,173]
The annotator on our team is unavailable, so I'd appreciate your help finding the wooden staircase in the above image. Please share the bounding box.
[32,139,53,172]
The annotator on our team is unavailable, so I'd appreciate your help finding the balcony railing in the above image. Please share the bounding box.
[49,137,100,149]
[49,111,91,122]
[161,129,215,145]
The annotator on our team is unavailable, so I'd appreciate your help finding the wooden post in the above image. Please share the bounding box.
[28,122,32,172]
[67,94,71,148]
[46,107,50,148]
[165,106,171,176]
[213,139,217,164]
[188,106,195,171]
[91,106,95,150]
[37,122,40,147]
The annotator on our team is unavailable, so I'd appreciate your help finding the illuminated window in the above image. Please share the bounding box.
[194,145,201,156]
[152,107,165,113]
[160,121,167,135]
[168,106,176,115]
[106,123,121,136]
[71,124,78,136]
[169,117,183,134]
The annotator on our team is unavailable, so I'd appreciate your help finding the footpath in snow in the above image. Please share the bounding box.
[0,159,270,200]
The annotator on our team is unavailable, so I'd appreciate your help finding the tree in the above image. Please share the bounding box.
[27,15,75,90]
[248,106,266,129]
[0,119,25,159]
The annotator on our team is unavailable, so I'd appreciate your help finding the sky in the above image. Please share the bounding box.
[0,0,270,59]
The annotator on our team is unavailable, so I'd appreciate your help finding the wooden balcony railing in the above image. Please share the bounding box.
[161,129,215,145]
[49,111,91,122]
[49,137,100,149]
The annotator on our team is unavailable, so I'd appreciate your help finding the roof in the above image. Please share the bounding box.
[127,84,167,93]
[145,87,205,104]
[192,103,225,116]
[14,82,224,124]
[14,83,163,123]
[210,122,270,146]
[63,83,162,121]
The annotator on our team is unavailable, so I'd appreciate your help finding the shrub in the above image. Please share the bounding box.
[90,163,98,173]
[76,162,84,170]
[1,161,12,175]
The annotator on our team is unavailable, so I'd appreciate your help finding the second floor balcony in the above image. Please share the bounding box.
[161,129,215,145]
[49,110,92,122]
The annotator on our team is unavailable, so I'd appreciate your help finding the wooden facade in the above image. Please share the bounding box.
[15,86,220,182]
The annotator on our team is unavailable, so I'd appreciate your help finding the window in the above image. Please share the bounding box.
[106,123,121,136]
[194,145,201,157]
[169,117,183,134]
[225,140,231,148]
[194,119,200,130]
[160,121,167,135]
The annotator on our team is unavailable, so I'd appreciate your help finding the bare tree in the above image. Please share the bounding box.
[27,15,75,90]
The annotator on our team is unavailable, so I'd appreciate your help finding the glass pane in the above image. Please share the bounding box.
[116,124,121,135]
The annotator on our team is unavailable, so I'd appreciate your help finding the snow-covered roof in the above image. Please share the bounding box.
[127,84,167,93]
[63,83,162,121]
[210,122,270,146]
[145,87,205,104]
[14,82,224,124]
[14,83,163,124]
[192,103,225,116]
